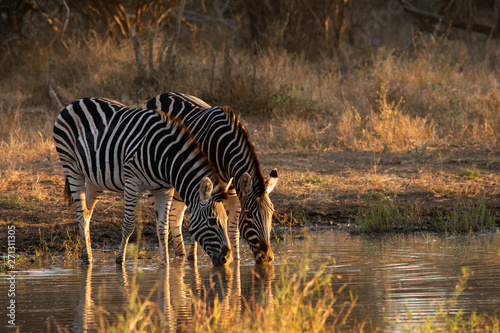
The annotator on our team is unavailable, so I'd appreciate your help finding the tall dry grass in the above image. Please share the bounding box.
[0,111,56,168]
[0,107,61,207]
[1,30,499,155]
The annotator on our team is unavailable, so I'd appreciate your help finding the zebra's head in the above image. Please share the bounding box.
[190,177,233,266]
[239,169,278,264]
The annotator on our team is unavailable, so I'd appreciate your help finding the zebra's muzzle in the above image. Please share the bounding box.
[255,242,274,264]
[211,245,233,266]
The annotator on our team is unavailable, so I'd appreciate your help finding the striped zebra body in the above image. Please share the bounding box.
[146,92,278,263]
[53,97,232,266]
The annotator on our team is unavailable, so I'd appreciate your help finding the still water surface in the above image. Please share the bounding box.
[1,228,499,332]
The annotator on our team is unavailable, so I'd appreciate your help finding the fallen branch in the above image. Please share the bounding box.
[399,0,499,38]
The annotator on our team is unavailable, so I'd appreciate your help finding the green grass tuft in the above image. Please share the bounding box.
[351,199,495,234]
[404,267,500,331]
[269,93,318,116]
[0,194,37,210]
[352,200,421,234]
[432,199,495,233]
[300,176,326,184]
[458,165,481,180]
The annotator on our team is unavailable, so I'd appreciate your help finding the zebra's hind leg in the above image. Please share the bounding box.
[67,175,94,264]
[149,189,174,265]
[170,191,187,257]
[116,181,141,266]
[86,182,103,211]
[225,189,241,260]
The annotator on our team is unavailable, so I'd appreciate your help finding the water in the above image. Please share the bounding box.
[1,229,499,332]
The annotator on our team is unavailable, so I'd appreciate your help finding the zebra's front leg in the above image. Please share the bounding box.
[116,182,141,266]
[187,239,197,261]
[170,191,187,257]
[225,190,241,260]
[149,190,174,265]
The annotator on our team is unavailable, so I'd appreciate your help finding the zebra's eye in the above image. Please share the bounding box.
[208,218,217,227]
[246,211,253,219]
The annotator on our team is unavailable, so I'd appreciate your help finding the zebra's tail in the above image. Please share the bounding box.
[64,177,74,206]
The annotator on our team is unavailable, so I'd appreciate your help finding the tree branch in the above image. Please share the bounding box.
[161,0,186,70]
[399,0,498,37]
[131,23,145,78]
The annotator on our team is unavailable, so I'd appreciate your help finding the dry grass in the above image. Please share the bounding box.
[92,252,359,333]
[0,111,56,166]
[1,6,498,330]
[2,32,499,153]
[0,27,498,251]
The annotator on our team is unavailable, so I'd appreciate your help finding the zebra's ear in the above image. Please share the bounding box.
[265,169,278,194]
[238,172,252,196]
[223,178,233,192]
[199,177,214,203]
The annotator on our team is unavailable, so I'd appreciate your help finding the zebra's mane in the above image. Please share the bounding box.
[153,108,229,201]
[94,97,130,108]
[219,105,267,195]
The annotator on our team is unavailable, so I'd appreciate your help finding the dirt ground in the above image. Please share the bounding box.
[1,146,499,255]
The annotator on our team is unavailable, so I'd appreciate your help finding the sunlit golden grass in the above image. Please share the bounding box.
[0,31,498,250]
[92,253,359,333]
[0,110,57,169]
[2,33,499,152]
[85,254,499,333]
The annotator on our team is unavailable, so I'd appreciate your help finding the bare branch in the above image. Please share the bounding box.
[162,0,186,70]
[149,9,172,76]
[399,0,498,37]
[489,0,500,42]
[60,0,70,54]
[131,23,145,78]
[48,59,63,110]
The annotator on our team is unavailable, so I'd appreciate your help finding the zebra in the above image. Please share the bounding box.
[145,92,278,264]
[53,97,233,266]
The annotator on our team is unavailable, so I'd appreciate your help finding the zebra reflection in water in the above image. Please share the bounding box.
[76,258,274,331]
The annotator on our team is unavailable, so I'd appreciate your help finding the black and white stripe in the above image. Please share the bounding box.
[53,97,232,266]
[146,92,278,263]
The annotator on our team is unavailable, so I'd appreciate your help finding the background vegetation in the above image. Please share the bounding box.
[0,0,499,240]
[1,2,499,329]
[1,0,499,153]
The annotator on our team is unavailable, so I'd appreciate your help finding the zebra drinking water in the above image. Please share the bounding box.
[146,92,278,264]
[53,97,233,266]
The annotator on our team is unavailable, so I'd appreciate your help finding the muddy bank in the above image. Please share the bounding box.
[1,148,499,254]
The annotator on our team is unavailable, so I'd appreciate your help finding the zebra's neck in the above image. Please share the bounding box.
[142,125,219,208]
[147,93,266,198]
[180,107,267,196]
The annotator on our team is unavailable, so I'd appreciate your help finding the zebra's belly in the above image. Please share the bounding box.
[79,154,172,193]
[85,176,125,193]
[84,172,173,194]
[80,166,125,192]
